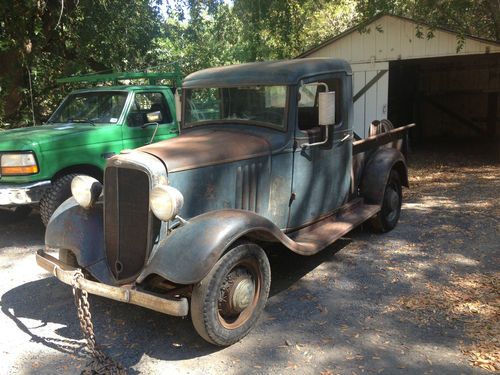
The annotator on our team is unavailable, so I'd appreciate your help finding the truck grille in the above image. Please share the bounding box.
[104,166,152,282]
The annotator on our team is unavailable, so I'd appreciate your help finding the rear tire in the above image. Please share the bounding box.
[191,242,271,346]
[40,174,78,226]
[368,170,402,233]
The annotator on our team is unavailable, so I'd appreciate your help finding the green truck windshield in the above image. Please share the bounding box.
[184,86,287,129]
[49,91,128,124]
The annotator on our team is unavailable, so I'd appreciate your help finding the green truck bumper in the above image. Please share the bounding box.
[0,180,51,206]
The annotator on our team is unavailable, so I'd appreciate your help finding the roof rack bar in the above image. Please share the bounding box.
[57,63,183,87]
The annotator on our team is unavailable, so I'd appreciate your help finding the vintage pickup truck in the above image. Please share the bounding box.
[0,70,181,225]
[37,58,414,346]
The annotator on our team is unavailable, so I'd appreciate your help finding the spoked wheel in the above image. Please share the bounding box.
[191,242,271,346]
[369,169,402,233]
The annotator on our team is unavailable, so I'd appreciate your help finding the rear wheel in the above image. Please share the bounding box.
[40,174,78,226]
[369,170,402,233]
[190,242,271,346]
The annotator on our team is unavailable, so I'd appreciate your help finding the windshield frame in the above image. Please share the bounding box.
[48,90,131,125]
[181,85,290,132]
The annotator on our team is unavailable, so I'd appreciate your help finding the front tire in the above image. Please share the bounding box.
[40,174,78,226]
[369,170,402,233]
[191,242,271,346]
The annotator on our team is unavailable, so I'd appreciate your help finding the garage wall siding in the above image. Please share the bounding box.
[303,14,500,139]
[305,15,500,64]
[351,63,389,137]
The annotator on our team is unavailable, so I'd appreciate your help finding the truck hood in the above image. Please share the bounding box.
[0,124,108,151]
[139,128,272,173]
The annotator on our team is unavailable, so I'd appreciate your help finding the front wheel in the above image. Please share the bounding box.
[368,169,402,233]
[190,242,271,346]
[39,174,78,226]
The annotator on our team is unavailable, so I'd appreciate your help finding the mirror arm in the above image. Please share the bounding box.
[146,123,160,145]
[141,122,157,129]
[301,126,329,148]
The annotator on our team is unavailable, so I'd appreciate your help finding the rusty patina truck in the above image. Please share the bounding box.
[37,59,414,346]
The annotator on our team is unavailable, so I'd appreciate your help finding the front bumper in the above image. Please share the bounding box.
[0,180,51,206]
[36,249,189,317]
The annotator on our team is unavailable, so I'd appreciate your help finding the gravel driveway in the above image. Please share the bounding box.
[1,147,498,375]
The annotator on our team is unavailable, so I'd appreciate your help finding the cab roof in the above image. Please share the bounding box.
[183,58,352,88]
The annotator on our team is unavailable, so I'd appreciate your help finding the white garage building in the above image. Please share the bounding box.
[299,14,500,144]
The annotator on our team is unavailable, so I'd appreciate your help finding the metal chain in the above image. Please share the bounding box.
[72,269,127,375]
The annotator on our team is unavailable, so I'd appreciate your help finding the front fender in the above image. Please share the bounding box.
[45,198,114,284]
[360,148,409,205]
[137,210,282,285]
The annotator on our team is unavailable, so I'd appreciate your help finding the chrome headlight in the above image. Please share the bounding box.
[149,185,184,222]
[0,152,39,175]
[71,175,102,209]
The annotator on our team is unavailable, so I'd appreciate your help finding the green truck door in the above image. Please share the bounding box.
[122,91,178,149]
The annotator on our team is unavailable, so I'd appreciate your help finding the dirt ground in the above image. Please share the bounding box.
[0,146,498,375]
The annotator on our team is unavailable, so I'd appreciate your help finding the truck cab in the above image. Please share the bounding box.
[0,70,181,225]
[38,58,414,346]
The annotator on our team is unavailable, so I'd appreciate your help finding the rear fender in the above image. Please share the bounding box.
[360,148,409,205]
[45,198,114,284]
[137,210,283,285]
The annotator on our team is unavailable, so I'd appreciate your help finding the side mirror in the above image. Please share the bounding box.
[146,111,162,123]
[301,88,335,148]
[318,91,335,126]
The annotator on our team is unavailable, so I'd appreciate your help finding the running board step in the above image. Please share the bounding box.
[288,202,380,255]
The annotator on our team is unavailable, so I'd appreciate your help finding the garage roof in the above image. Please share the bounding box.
[298,13,500,62]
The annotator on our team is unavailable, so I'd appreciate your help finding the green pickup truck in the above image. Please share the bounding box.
[0,71,181,225]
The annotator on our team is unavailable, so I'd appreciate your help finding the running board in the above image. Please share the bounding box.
[286,200,380,255]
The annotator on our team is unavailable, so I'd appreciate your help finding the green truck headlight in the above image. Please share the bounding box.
[0,152,39,175]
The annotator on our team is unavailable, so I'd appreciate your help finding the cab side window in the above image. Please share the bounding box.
[298,79,342,131]
[127,92,172,127]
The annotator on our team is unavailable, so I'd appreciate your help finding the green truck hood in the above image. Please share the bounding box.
[0,124,117,152]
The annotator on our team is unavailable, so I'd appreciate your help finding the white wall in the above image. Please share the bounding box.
[305,15,500,64]
[351,62,389,138]
[303,15,500,138]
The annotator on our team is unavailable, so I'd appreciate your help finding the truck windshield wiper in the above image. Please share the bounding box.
[69,118,95,126]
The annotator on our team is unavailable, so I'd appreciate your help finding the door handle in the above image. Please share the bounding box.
[340,134,352,143]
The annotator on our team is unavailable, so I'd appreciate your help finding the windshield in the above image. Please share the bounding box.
[49,91,128,124]
[184,86,287,129]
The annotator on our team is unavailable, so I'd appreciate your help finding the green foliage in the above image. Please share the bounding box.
[0,0,162,128]
[355,0,499,42]
[1,0,498,129]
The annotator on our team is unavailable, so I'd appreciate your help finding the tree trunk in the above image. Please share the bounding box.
[0,49,26,121]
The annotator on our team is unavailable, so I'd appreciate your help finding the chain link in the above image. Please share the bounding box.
[72,269,127,375]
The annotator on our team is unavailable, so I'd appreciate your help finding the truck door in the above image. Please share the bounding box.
[122,91,178,149]
[287,77,352,230]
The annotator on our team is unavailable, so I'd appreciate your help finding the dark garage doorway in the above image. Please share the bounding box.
[388,53,500,158]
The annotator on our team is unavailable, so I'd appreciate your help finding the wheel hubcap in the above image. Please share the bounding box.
[217,261,261,329]
[232,278,255,312]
